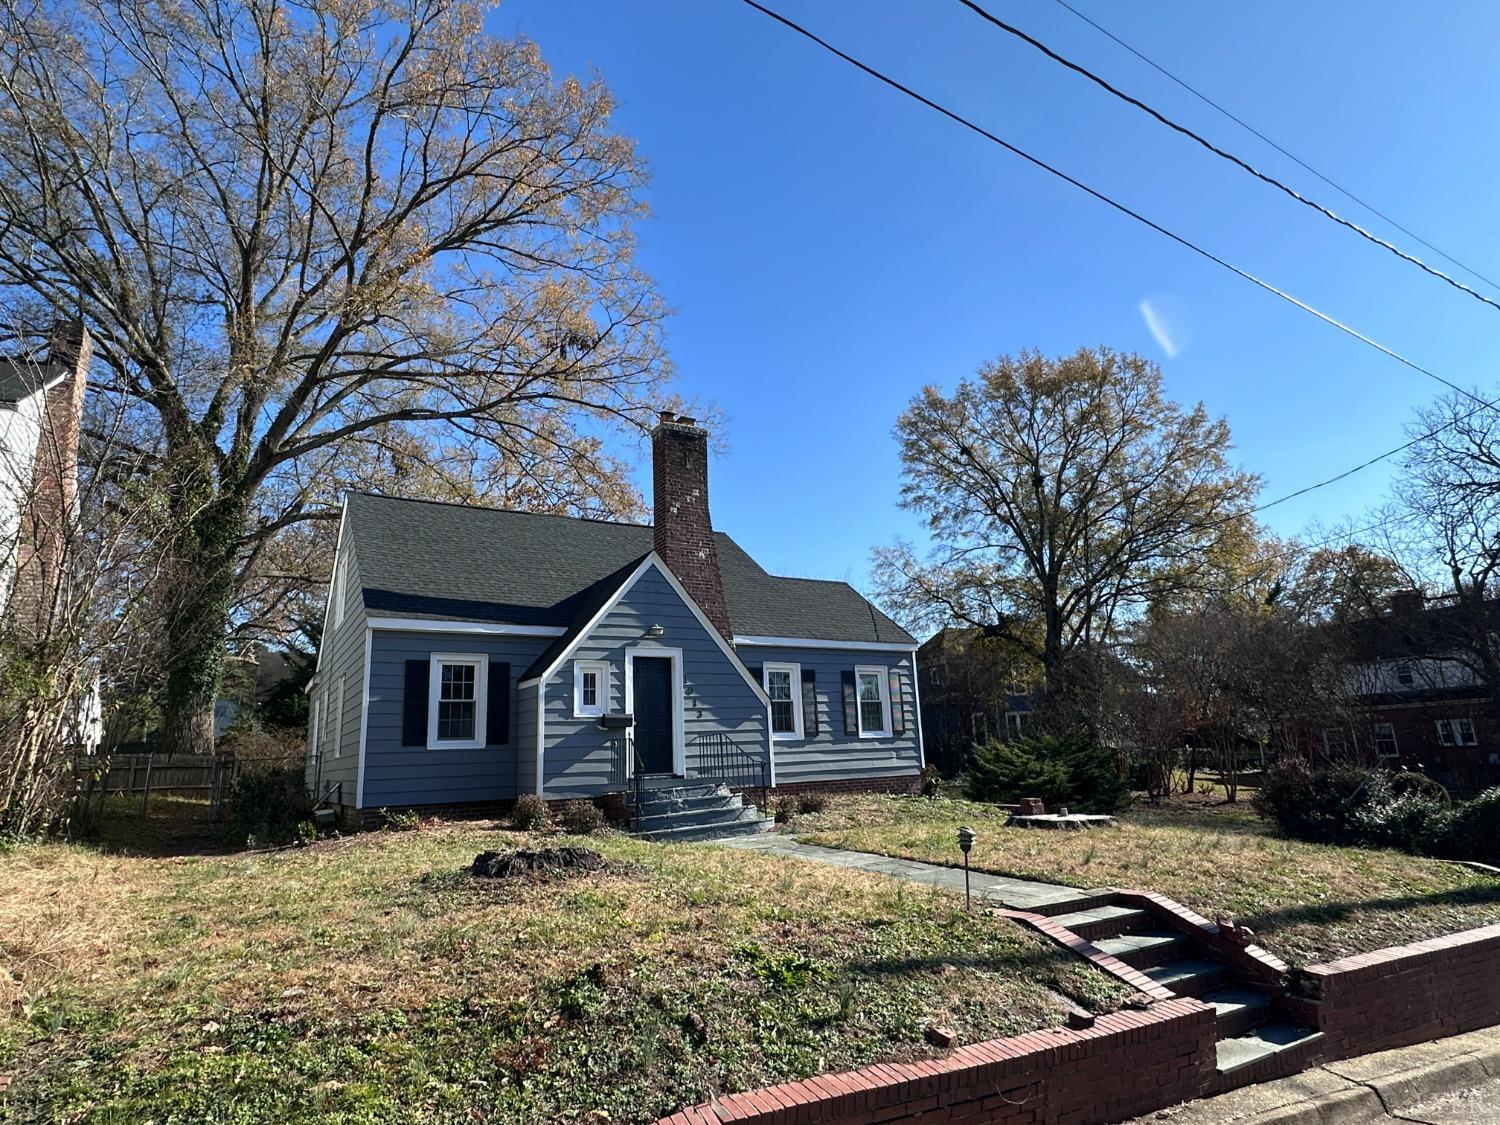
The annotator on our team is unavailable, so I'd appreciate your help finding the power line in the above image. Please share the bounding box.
[736,0,1496,560]
[735,0,1488,411]
[1049,0,1500,296]
[952,0,1500,316]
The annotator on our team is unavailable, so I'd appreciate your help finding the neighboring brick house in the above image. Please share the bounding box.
[916,627,1037,772]
[0,324,90,634]
[1332,594,1500,794]
[307,414,923,832]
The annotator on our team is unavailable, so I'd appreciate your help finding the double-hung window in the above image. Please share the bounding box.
[763,662,803,739]
[1396,662,1415,687]
[1373,722,1398,760]
[855,665,892,738]
[428,654,488,750]
[574,660,609,718]
[1437,718,1478,747]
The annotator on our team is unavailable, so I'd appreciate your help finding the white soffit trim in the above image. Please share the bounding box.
[366,617,566,637]
[314,494,350,675]
[733,634,916,653]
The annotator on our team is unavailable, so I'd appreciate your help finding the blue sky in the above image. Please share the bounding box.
[498,0,1500,590]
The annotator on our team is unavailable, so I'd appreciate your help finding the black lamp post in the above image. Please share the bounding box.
[957,825,976,911]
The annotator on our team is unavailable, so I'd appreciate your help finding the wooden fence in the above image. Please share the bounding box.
[76,751,306,817]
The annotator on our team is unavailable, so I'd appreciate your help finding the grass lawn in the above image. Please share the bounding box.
[0,800,1132,1124]
[792,795,1500,966]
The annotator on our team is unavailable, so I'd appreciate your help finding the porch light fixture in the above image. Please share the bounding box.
[646,624,664,637]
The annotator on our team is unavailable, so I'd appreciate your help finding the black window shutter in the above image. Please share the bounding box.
[889,668,906,737]
[488,661,511,745]
[402,659,429,746]
[801,668,819,736]
[841,670,859,736]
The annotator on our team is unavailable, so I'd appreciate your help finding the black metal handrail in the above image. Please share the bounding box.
[689,731,771,808]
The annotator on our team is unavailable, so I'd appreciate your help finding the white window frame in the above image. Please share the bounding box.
[1005,710,1028,740]
[762,661,804,740]
[330,553,347,628]
[1441,717,1479,747]
[1321,726,1348,756]
[855,665,892,739]
[573,660,610,719]
[1373,721,1398,760]
[428,652,488,750]
[1395,662,1415,687]
[329,675,345,758]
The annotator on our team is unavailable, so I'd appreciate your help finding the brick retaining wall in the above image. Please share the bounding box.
[657,998,1217,1125]
[1296,922,1500,1060]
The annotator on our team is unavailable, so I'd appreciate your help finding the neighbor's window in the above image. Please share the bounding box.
[330,554,347,627]
[428,654,487,749]
[1396,662,1415,687]
[1005,710,1028,740]
[1374,722,1398,759]
[1321,727,1347,756]
[763,662,803,738]
[856,666,891,737]
[573,660,609,718]
[1438,718,1479,747]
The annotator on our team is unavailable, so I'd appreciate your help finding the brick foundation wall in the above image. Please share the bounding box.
[1297,922,1500,1059]
[658,998,1216,1125]
[769,774,920,798]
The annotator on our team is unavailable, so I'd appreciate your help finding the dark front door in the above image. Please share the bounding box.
[632,656,675,774]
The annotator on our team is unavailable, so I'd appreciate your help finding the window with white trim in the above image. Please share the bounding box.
[1005,710,1029,740]
[573,660,609,718]
[855,665,891,737]
[1373,722,1398,759]
[428,654,488,749]
[1321,727,1347,756]
[1395,662,1414,687]
[763,662,803,738]
[330,554,347,627]
[1437,718,1478,747]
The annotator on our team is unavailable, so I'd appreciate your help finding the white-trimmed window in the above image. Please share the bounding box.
[428,653,488,749]
[1437,718,1479,747]
[1005,710,1029,740]
[855,665,892,738]
[1396,662,1415,687]
[328,675,345,757]
[330,554,347,627]
[1321,727,1348,756]
[763,662,803,739]
[1373,722,1398,759]
[573,660,609,718]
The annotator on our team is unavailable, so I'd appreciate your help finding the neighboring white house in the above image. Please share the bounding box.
[0,325,90,624]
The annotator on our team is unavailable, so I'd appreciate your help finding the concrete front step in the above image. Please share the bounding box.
[1215,1023,1324,1076]
[635,802,758,833]
[632,781,731,803]
[1048,903,1152,942]
[1143,958,1229,998]
[1203,986,1274,1039]
[635,792,742,817]
[1094,929,1191,969]
[636,813,775,844]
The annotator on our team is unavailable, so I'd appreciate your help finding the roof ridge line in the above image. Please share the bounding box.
[349,489,651,529]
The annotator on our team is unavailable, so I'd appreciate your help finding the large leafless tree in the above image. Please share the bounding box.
[876,347,1260,711]
[0,0,676,752]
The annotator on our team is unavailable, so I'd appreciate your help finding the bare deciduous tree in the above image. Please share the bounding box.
[0,0,677,753]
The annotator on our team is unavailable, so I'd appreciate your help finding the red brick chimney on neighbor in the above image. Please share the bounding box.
[651,412,733,640]
[9,322,90,633]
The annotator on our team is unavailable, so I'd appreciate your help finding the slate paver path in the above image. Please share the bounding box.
[717,833,1097,912]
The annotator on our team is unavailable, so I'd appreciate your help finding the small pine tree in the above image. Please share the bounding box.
[966,732,1129,813]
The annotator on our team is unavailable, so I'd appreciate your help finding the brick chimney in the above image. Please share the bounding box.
[9,322,90,635]
[652,412,733,639]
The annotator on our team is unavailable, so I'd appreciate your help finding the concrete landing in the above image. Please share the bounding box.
[715,834,1096,912]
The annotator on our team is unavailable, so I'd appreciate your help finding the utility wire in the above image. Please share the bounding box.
[736,0,1489,412]
[952,0,1500,316]
[736,0,1495,560]
[1050,0,1500,296]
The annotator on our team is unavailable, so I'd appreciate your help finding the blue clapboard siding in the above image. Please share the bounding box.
[740,646,921,785]
[542,565,768,799]
[361,630,551,807]
[307,531,367,802]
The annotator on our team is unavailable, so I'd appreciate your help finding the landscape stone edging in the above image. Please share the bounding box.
[656,998,1216,1125]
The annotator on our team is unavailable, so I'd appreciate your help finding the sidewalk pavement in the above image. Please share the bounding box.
[717,833,1094,912]
[1129,1024,1500,1124]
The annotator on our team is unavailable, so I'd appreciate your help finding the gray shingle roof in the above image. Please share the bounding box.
[0,357,59,407]
[345,492,914,645]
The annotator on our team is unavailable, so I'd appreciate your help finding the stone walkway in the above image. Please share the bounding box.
[718,833,1095,912]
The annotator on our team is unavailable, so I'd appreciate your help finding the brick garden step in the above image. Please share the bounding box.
[1202,986,1273,1038]
[1094,930,1192,969]
[1048,904,1152,942]
[1143,959,1229,998]
[1215,1023,1324,1075]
